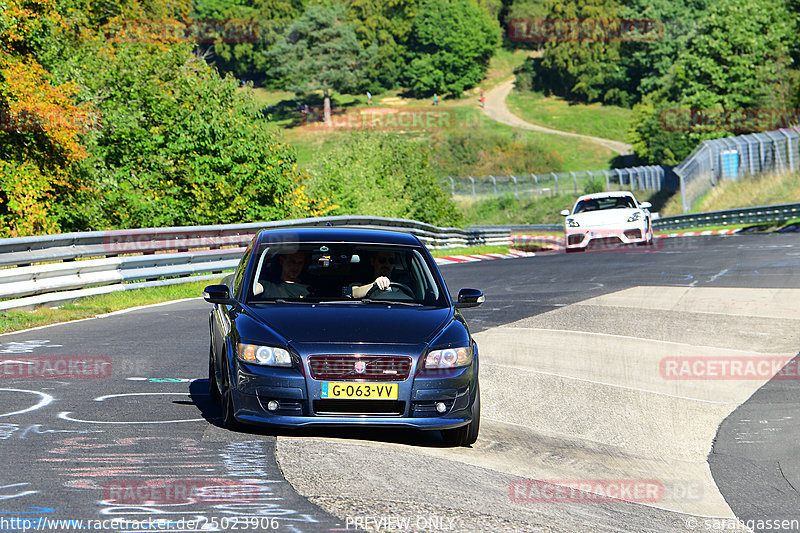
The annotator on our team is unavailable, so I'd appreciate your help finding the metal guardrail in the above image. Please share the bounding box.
[472,202,800,235]
[653,202,800,231]
[0,216,510,311]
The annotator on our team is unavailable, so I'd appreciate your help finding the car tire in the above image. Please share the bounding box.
[208,342,221,402]
[221,384,240,430]
[442,383,480,447]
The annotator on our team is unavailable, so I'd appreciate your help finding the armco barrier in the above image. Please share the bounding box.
[0,216,509,311]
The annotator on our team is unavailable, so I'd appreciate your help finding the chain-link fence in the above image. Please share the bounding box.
[674,127,800,213]
[445,165,670,200]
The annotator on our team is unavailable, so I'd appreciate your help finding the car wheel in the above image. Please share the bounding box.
[442,383,480,447]
[221,384,240,429]
[208,342,221,401]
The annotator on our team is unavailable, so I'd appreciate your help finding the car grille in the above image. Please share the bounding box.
[308,355,412,381]
[624,229,642,240]
[568,234,584,245]
[313,400,405,416]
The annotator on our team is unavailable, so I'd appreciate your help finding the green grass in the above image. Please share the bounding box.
[429,245,512,257]
[457,193,581,226]
[505,90,634,144]
[0,279,218,334]
[660,171,800,217]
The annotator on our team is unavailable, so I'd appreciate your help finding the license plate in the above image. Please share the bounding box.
[320,382,398,400]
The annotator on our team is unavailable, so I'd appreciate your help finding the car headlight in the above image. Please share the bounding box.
[237,343,292,367]
[566,218,580,228]
[425,346,472,369]
[626,212,642,222]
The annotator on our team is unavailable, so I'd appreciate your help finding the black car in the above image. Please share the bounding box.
[203,227,485,446]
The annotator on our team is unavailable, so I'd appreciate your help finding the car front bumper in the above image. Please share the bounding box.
[565,222,650,250]
[229,361,477,430]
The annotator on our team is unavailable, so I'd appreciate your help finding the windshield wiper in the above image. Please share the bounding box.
[360,299,422,306]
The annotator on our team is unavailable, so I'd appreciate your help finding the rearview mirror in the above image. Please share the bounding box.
[455,288,484,309]
[560,209,570,216]
[640,202,652,209]
[203,284,236,305]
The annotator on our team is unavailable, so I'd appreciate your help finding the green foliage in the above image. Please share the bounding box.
[268,3,376,96]
[345,0,421,89]
[307,132,462,227]
[195,0,308,84]
[428,128,563,176]
[404,0,500,97]
[51,38,307,230]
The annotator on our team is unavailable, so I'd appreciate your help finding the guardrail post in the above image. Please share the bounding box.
[468,176,476,200]
[552,173,559,196]
[510,175,519,199]
[531,174,539,195]
[489,175,498,199]
[604,170,610,190]
[448,176,455,198]
[615,169,621,188]
[571,172,577,194]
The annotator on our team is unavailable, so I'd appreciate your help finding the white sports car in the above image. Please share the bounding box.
[560,191,654,252]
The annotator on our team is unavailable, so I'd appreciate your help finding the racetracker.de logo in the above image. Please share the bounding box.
[509,479,664,504]
[104,19,259,44]
[301,107,453,131]
[0,108,102,133]
[103,479,266,504]
[507,18,663,43]
[1,356,111,379]
[659,108,800,133]
[660,356,800,380]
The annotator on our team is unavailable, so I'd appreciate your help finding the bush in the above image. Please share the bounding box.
[307,132,462,227]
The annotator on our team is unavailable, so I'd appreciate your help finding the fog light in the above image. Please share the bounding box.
[267,400,279,412]
[435,402,447,413]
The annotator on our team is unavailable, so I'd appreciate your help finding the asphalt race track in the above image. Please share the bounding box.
[1,233,799,533]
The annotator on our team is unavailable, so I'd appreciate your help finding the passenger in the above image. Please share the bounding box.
[255,251,310,298]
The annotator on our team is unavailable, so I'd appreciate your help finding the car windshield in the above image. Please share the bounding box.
[246,243,446,306]
[574,196,637,213]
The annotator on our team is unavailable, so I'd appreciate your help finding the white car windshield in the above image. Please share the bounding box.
[574,196,637,213]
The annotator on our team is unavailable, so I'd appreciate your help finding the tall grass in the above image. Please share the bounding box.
[660,172,800,216]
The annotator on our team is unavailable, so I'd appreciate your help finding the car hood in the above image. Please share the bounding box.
[245,304,453,346]
[570,208,642,227]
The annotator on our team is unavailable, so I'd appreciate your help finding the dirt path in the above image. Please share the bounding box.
[482,78,633,155]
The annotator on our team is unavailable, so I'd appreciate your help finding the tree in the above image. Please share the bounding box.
[307,132,462,227]
[404,0,500,97]
[268,3,375,123]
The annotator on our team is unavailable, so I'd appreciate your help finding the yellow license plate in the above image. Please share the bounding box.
[320,383,398,400]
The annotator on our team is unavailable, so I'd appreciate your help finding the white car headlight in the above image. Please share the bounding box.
[566,218,580,228]
[626,212,642,223]
[237,343,292,367]
[425,346,472,369]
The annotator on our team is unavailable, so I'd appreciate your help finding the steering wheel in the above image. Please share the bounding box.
[365,282,415,299]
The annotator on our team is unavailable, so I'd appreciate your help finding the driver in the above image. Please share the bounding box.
[350,250,396,298]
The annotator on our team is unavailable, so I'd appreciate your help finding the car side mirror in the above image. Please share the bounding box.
[560,209,570,216]
[203,284,236,306]
[455,288,484,309]
[640,202,652,209]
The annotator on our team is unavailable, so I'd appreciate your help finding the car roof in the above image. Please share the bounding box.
[255,226,423,247]
[575,191,637,202]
